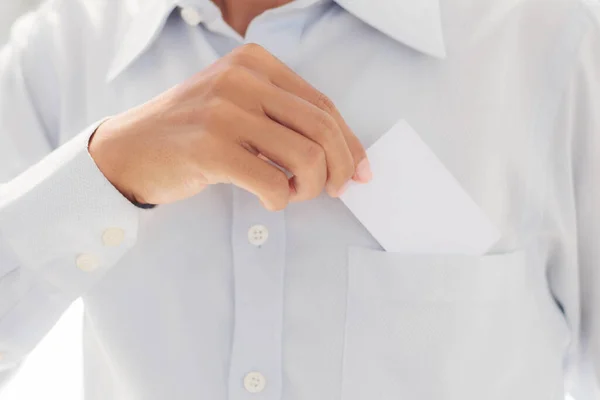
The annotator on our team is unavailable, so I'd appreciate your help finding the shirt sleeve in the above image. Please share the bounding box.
[0,5,140,380]
[558,3,600,398]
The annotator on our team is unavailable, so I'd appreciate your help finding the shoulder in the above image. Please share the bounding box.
[8,0,146,58]
[440,0,599,63]
[442,0,597,36]
[1,0,152,129]
[5,0,153,86]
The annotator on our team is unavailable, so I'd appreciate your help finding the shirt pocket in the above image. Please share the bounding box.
[341,247,569,400]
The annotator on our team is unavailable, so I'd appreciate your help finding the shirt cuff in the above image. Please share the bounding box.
[0,120,140,298]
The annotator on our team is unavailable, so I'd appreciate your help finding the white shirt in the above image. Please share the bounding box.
[0,0,599,399]
[0,0,40,44]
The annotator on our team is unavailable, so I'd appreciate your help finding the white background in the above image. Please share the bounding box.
[0,302,84,400]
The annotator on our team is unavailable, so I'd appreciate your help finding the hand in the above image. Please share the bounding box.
[89,44,372,211]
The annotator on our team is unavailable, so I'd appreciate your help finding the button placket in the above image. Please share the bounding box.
[225,7,313,398]
[228,188,285,399]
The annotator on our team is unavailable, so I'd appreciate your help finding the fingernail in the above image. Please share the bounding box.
[336,181,351,197]
[354,158,373,182]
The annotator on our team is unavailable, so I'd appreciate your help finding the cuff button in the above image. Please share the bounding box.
[102,228,125,247]
[76,254,100,272]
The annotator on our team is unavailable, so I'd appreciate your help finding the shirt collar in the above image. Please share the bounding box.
[106,0,446,82]
[335,0,446,58]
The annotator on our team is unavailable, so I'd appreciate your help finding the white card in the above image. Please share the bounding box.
[340,120,500,255]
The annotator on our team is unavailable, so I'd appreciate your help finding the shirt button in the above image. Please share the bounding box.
[244,371,266,393]
[248,225,269,247]
[76,254,100,272]
[180,7,203,26]
[102,228,125,247]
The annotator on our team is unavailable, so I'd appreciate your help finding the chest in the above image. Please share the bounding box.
[73,5,560,251]
[79,8,573,399]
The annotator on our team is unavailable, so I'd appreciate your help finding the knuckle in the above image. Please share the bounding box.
[209,65,257,99]
[242,42,267,54]
[229,50,252,67]
[314,112,338,139]
[231,43,265,65]
[302,142,326,168]
[315,92,336,115]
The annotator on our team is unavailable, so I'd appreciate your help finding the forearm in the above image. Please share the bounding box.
[0,121,140,373]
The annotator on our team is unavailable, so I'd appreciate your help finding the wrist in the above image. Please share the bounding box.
[89,119,138,204]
